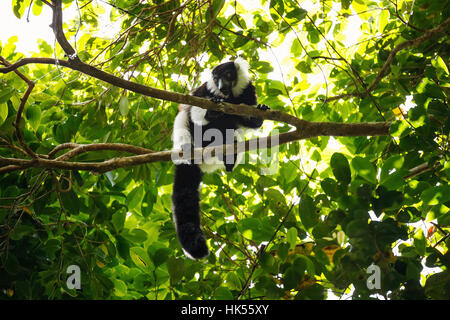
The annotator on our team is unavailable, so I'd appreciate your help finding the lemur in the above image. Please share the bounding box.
[171,58,269,259]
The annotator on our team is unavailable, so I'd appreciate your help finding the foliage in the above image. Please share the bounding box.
[0,0,449,300]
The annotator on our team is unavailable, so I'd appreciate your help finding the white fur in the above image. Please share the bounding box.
[172,109,192,165]
[206,77,227,98]
[190,106,209,126]
[232,57,250,97]
[172,58,251,169]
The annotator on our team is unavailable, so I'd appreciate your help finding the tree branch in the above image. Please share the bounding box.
[0,121,392,174]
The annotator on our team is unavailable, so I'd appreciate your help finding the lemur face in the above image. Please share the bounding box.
[212,62,237,97]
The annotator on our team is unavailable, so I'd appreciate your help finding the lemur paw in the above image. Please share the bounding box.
[257,104,270,111]
[210,96,225,104]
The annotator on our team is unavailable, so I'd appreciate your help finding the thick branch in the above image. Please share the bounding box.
[0,56,305,129]
[0,122,392,174]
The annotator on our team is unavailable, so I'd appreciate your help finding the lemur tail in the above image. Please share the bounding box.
[172,163,209,259]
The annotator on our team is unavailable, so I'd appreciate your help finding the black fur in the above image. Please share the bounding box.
[172,60,269,259]
[172,163,209,259]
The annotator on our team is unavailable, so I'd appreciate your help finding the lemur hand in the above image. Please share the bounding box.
[210,96,225,104]
[257,104,270,111]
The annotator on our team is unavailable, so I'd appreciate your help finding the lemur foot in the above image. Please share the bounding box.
[257,104,270,111]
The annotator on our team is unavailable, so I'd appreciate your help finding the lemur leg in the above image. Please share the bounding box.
[172,108,193,165]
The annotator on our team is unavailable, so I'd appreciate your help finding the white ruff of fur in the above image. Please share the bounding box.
[232,57,250,97]
[206,77,227,98]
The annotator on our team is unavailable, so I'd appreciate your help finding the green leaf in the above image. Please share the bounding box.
[341,0,351,10]
[256,176,277,194]
[122,228,148,243]
[421,186,450,205]
[285,7,307,23]
[425,270,450,299]
[13,0,29,19]
[265,188,289,216]
[130,246,154,273]
[259,252,276,273]
[351,156,377,184]
[345,219,369,238]
[25,104,41,129]
[0,103,8,125]
[237,218,274,242]
[113,279,127,297]
[116,235,130,260]
[211,0,225,17]
[283,266,303,290]
[254,61,274,74]
[374,220,407,247]
[10,224,35,241]
[373,188,404,216]
[380,170,407,190]
[119,96,129,116]
[380,155,406,190]
[290,38,302,56]
[296,283,325,300]
[126,185,144,210]
[60,190,80,215]
[321,178,339,197]
[299,195,318,229]
[225,272,242,291]
[214,287,234,300]
[414,229,426,256]
[287,227,297,250]
[167,257,184,284]
[269,0,285,23]
[112,211,126,232]
[330,153,351,185]
[151,247,171,267]
[378,9,389,33]
[294,255,315,276]
[432,55,449,75]
[32,0,43,16]
[277,242,290,261]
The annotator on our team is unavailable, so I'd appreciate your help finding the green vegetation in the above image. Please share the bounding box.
[0,0,449,300]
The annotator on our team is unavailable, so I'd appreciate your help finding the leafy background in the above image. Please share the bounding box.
[0,0,449,299]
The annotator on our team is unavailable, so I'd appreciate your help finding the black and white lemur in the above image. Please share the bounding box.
[171,57,269,259]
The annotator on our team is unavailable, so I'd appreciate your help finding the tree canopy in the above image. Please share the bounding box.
[0,0,449,300]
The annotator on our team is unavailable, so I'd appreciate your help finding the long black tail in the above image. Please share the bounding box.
[172,163,209,259]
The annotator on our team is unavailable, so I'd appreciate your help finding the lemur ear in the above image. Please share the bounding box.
[234,57,249,73]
